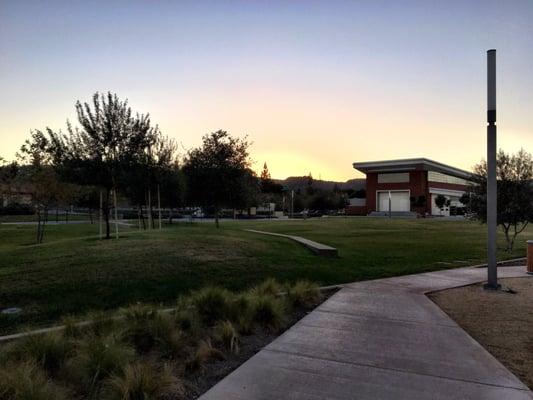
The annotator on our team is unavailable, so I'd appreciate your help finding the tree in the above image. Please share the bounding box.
[259,162,283,194]
[0,160,19,207]
[466,149,533,252]
[48,92,157,239]
[17,130,63,243]
[435,194,447,215]
[182,130,256,228]
[260,162,272,193]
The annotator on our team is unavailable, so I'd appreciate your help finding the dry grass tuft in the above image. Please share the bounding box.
[287,281,323,308]
[214,320,239,354]
[0,360,69,400]
[103,361,184,400]
[67,334,134,395]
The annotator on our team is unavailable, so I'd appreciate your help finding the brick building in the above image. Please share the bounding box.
[347,158,474,216]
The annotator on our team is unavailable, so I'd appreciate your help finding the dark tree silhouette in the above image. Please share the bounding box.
[182,130,256,228]
[464,148,533,252]
[48,92,158,239]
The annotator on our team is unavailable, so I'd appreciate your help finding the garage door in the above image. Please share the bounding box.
[377,191,410,212]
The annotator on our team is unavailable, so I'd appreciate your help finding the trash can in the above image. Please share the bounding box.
[527,240,533,275]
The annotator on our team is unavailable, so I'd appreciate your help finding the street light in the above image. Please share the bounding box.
[485,49,500,290]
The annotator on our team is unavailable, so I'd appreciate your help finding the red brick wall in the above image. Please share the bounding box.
[365,170,430,214]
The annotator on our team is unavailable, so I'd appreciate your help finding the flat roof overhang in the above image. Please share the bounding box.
[352,158,473,180]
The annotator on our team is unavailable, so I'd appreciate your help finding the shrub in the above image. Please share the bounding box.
[185,339,224,372]
[287,281,322,308]
[68,334,134,394]
[214,320,239,354]
[249,295,286,333]
[0,360,68,400]
[5,332,72,374]
[104,361,183,400]
[190,287,234,325]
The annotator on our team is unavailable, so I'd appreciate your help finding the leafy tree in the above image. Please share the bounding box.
[259,162,282,194]
[435,194,447,214]
[465,148,533,252]
[305,173,315,195]
[182,130,256,228]
[48,92,157,239]
[17,130,63,243]
[0,160,19,207]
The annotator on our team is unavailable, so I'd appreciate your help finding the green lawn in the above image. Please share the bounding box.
[0,217,530,335]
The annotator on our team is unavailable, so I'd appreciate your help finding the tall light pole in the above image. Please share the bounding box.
[485,49,499,289]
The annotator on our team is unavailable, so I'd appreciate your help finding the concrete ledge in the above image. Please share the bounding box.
[245,229,338,257]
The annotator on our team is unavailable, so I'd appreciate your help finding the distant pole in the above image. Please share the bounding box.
[291,190,294,218]
[485,49,499,289]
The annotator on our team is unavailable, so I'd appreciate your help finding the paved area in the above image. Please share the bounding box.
[245,229,338,257]
[200,266,533,399]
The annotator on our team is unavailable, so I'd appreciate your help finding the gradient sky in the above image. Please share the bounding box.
[1,0,532,180]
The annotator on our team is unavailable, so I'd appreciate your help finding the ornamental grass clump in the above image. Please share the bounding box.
[249,278,283,297]
[0,360,69,400]
[287,281,323,308]
[4,332,72,374]
[248,294,286,333]
[68,334,134,395]
[190,286,235,326]
[185,339,224,372]
[104,361,184,400]
[86,310,117,337]
[121,304,160,352]
[214,320,239,354]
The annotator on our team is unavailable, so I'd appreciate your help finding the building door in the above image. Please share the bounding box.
[377,191,410,212]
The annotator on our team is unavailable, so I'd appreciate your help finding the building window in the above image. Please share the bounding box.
[378,172,409,183]
[428,171,470,186]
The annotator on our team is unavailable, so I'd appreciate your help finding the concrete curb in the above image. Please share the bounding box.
[245,229,338,257]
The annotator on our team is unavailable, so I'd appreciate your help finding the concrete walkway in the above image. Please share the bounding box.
[200,266,533,399]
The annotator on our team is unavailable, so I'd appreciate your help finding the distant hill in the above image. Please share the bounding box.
[274,176,365,192]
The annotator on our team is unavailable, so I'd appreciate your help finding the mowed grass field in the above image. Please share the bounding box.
[0,217,530,335]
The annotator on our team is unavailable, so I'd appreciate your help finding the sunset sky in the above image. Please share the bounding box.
[1,0,532,181]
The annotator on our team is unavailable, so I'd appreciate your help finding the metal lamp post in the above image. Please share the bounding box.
[485,49,500,289]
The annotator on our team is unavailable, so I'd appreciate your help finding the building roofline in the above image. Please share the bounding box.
[352,158,473,180]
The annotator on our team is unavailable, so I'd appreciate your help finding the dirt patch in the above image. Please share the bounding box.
[429,277,533,389]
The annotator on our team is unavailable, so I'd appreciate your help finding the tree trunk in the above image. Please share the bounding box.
[99,190,103,240]
[36,209,42,244]
[148,189,153,230]
[157,184,162,230]
[138,206,142,230]
[168,208,173,224]
[113,188,119,239]
[40,208,48,243]
[502,225,512,252]
[104,189,111,239]
[140,205,146,230]
[89,209,93,224]
[215,207,220,228]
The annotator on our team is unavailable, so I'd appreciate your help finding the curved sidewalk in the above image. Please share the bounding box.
[200,266,533,400]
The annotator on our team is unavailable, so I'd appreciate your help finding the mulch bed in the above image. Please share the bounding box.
[429,277,533,389]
